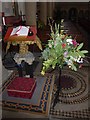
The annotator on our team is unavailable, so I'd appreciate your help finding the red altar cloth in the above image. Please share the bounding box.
[4,26,42,53]
[7,77,36,99]
[4,26,37,42]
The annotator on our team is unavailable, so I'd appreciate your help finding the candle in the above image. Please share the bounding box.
[3,17,5,26]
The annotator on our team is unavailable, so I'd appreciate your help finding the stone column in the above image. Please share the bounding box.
[39,2,47,25]
[14,2,19,17]
[25,2,36,26]
[47,2,53,18]
[18,2,25,15]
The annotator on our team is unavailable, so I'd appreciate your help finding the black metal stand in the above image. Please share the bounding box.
[25,62,33,78]
[2,25,8,39]
[17,61,33,78]
[17,64,23,77]
[52,67,61,108]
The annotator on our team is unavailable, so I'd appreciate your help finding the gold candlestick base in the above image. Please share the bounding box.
[19,42,29,55]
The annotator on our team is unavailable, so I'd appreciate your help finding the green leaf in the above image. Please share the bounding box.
[81,50,88,54]
[52,60,57,69]
[74,52,80,57]
[77,43,83,51]
[72,64,77,71]
[78,51,85,57]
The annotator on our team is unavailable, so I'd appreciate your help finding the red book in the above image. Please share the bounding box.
[7,77,36,99]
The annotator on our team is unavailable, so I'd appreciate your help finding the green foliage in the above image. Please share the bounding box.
[38,20,45,30]
[41,19,88,75]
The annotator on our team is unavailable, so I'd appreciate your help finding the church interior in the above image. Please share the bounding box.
[0,1,90,120]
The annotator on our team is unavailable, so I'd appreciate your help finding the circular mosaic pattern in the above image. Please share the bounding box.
[61,75,77,90]
[53,69,88,104]
[50,67,89,118]
[60,73,86,98]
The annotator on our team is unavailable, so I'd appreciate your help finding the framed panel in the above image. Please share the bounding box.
[2,2,15,16]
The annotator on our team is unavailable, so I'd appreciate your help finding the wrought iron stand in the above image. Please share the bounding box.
[17,61,33,78]
[52,67,62,108]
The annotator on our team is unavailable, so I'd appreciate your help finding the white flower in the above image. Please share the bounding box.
[66,39,73,44]
[69,65,71,68]
[57,33,59,37]
[77,58,83,63]
[66,59,73,66]
[78,56,81,61]
[48,43,52,48]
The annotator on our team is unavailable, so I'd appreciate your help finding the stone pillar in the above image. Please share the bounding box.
[14,2,19,17]
[18,2,25,15]
[25,2,36,26]
[47,2,53,18]
[52,2,55,10]
[52,2,56,18]
[39,2,47,25]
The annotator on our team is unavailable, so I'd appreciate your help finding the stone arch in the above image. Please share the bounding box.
[78,10,84,19]
[61,10,67,20]
[84,10,89,20]
[68,7,78,22]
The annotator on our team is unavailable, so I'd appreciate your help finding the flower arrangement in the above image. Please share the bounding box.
[41,19,88,75]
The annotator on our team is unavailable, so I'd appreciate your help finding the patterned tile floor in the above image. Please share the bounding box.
[50,64,89,118]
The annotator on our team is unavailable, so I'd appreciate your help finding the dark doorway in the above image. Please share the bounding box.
[69,8,78,22]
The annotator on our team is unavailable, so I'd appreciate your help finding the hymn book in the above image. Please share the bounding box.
[10,26,30,36]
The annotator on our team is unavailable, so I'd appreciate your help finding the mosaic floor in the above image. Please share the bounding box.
[50,66,90,119]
